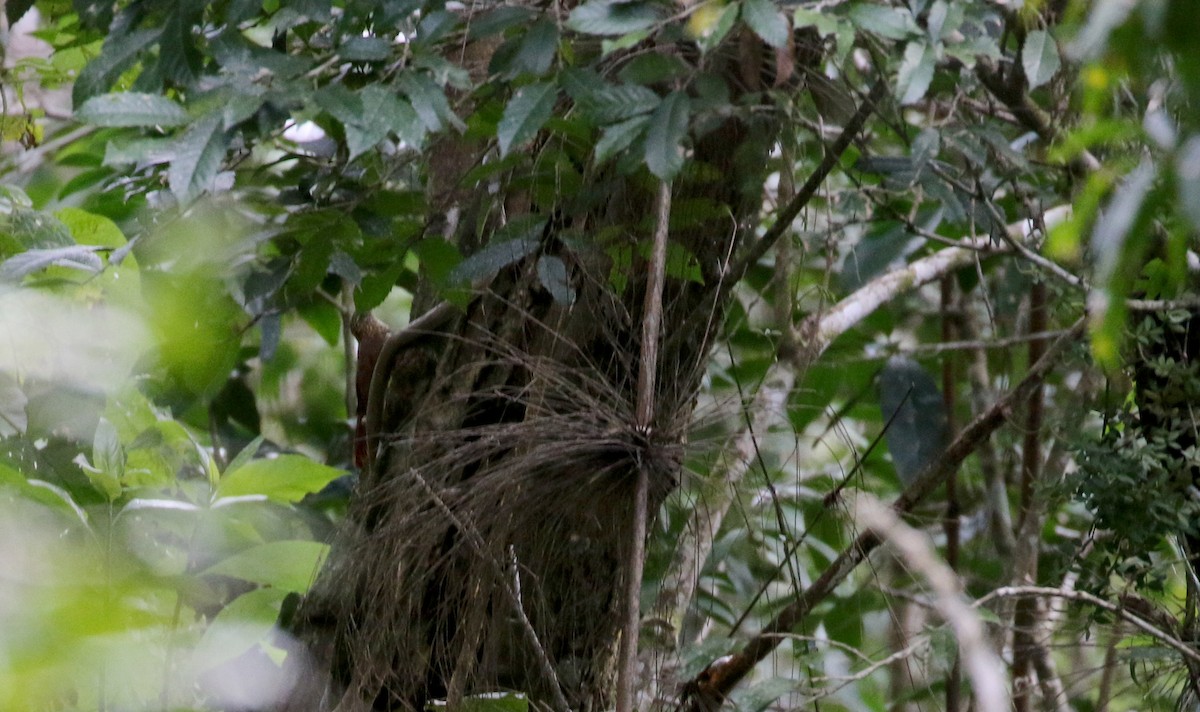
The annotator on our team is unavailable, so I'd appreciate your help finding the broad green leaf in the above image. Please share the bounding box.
[595,114,650,164]
[468,6,539,39]
[192,587,290,670]
[498,82,558,157]
[742,0,788,49]
[878,356,948,486]
[76,93,190,128]
[350,86,423,158]
[449,233,543,285]
[644,91,690,181]
[1022,29,1061,90]
[73,29,161,105]
[536,255,576,305]
[204,540,330,593]
[102,137,176,167]
[849,4,919,41]
[567,0,660,36]
[574,84,661,124]
[216,454,346,503]
[57,208,126,249]
[168,113,229,203]
[896,41,935,105]
[399,74,467,133]
[692,1,739,52]
[507,19,560,78]
[340,35,391,62]
[0,206,73,254]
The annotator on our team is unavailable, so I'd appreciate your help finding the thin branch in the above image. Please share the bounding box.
[977,586,1200,667]
[679,318,1086,710]
[855,495,1009,712]
[726,78,889,287]
[619,178,672,712]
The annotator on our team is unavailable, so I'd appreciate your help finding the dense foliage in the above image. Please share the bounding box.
[4,0,1200,710]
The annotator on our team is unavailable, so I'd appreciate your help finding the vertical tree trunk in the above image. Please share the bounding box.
[282,17,789,709]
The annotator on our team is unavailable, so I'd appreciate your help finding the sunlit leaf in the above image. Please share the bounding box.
[205,540,330,592]
[216,454,346,503]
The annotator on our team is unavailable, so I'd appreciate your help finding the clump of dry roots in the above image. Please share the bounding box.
[288,292,699,712]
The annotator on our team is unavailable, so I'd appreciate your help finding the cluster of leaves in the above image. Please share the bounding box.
[0,172,351,709]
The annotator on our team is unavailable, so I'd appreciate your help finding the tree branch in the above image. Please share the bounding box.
[678,318,1086,710]
[619,179,673,712]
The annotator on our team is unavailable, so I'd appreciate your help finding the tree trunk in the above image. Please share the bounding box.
[282,15,789,710]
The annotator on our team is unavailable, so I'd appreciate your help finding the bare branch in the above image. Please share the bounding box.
[620,179,673,712]
[678,318,1086,710]
[977,586,1200,667]
[855,495,1009,712]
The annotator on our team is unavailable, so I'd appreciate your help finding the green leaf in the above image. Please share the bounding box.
[693,2,740,53]
[204,540,330,593]
[103,136,177,167]
[498,82,558,157]
[878,357,948,485]
[168,113,229,203]
[399,74,466,133]
[216,454,346,503]
[468,6,539,39]
[536,255,576,305]
[1022,29,1061,90]
[57,208,127,249]
[849,4,919,41]
[896,41,935,105]
[573,83,661,124]
[76,93,191,128]
[73,29,162,106]
[509,19,560,78]
[595,114,650,164]
[351,86,423,157]
[742,0,788,49]
[192,587,290,670]
[340,35,391,62]
[449,222,545,284]
[567,0,660,36]
[644,91,690,181]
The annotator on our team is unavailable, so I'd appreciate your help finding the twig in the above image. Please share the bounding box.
[855,495,1009,712]
[726,78,889,286]
[678,318,1086,710]
[618,178,672,712]
[976,586,1200,667]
